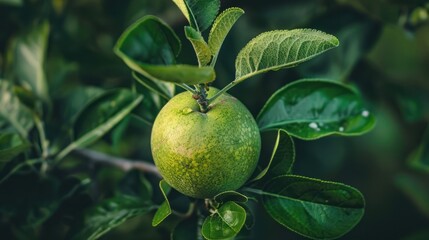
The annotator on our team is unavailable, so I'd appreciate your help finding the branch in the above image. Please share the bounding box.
[73,148,162,178]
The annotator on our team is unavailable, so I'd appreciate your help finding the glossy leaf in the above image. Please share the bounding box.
[0,81,34,138]
[12,21,49,101]
[69,194,154,240]
[208,7,244,64]
[202,201,246,240]
[396,173,429,219]
[115,15,215,85]
[257,79,375,140]
[132,71,174,100]
[115,15,180,64]
[409,127,429,173]
[252,129,295,182]
[185,26,212,66]
[235,29,339,83]
[55,89,142,161]
[0,133,30,163]
[260,175,365,239]
[172,0,220,32]
[214,191,248,204]
[171,215,199,240]
[152,180,172,226]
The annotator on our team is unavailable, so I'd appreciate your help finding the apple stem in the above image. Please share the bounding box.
[179,83,197,94]
[196,84,210,113]
[207,80,238,104]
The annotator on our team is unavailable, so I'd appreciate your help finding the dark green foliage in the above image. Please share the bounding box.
[1,0,429,239]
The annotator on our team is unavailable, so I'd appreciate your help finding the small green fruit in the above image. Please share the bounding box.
[151,88,261,198]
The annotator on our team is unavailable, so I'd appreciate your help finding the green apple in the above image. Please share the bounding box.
[151,88,261,198]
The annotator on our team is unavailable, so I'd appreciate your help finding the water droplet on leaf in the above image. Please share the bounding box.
[309,122,320,131]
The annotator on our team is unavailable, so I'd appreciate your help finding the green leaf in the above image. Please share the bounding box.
[60,86,105,125]
[132,83,167,125]
[152,179,172,226]
[0,133,30,164]
[115,15,215,85]
[214,191,248,204]
[252,130,295,182]
[409,127,429,173]
[202,201,246,240]
[135,64,215,85]
[185,26,212,66]
[73,89,142,139]
[69,194,154,240]
[171,215,199,240]
[132,71,174,100]
[208,7,244,65]
[12,21,50,101]
[396,173,429,219]
[115,16,180,64]
[0,80,34,138]
[257,79,375,140]
[259,175,365,240]
[235,29,339,83]
[55,89,142,161]
[118,171,153,203]
[172,0,220,32]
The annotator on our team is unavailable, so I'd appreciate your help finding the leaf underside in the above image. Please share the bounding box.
[235,29,339,82]
[208,7,244,62]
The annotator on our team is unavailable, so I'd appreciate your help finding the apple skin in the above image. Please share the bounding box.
[151,88,261,199]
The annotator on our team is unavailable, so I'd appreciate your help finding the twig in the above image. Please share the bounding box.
[73,148,162,178]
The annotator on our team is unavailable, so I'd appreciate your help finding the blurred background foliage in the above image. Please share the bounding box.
[1,0,429,239]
